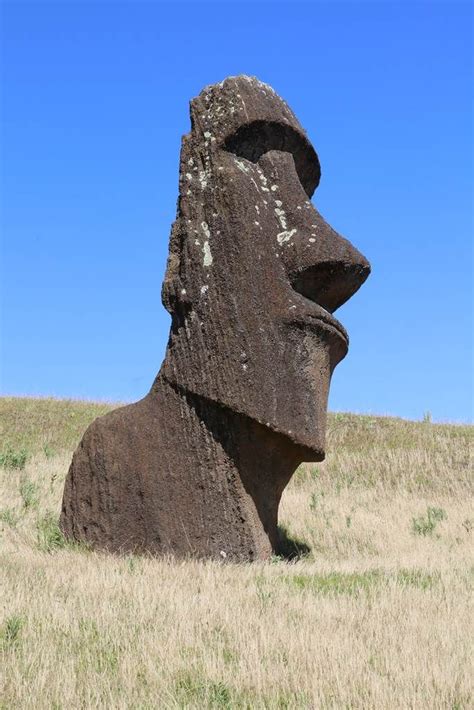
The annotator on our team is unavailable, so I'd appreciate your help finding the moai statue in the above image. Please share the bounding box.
[60,76,370,560]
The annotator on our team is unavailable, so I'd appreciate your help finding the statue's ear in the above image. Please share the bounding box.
[162,261,179,316]
[162,222,184,315]
[223,119,320,198]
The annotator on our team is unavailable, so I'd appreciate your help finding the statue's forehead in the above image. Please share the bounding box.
[189,75,320,197]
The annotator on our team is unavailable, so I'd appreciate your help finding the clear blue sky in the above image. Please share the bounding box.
[1,1,472,423]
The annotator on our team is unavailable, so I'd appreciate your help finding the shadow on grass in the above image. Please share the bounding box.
[275,525,311,561]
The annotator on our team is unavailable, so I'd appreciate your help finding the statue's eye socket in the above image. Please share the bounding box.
[223,120,320,198]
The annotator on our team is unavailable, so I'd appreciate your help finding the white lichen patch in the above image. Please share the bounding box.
[201,221,213,267]
[239,95,249,120]
[277,228,297,245]
[181,289,187,295]
[271,185,278,192]
[274,207,288,230]
[200,285,209,295]
[255,205,260,214]
[256,169,270,192]
[234,158,250,174]
[203,241,213,267]
[254,221,260,226]
[274,200,282,207]
[188,157,194,166]
[199,170,210,189]
[186,173,193,180]
[309,238,316,243]
[204,131,212,139]
[250,178,261,194]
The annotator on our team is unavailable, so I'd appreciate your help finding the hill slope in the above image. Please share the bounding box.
[0,398,472,708]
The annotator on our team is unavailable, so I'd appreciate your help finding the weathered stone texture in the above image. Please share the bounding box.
[60,76,370,560]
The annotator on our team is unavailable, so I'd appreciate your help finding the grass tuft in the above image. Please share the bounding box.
[412,506,447,536]
[174,671,232,708]
[19,477,40,509]
[0,445,28,470]
[36,511,67,552]
[0,507,19,527]
[1,614,25,647]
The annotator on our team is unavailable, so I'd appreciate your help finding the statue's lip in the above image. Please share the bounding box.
[307,307,349,346]
[287,303,349,348]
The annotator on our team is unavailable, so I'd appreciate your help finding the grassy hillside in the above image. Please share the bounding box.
[0,397,472,708]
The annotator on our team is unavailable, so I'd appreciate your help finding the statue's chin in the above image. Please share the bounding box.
[159,323,335,463]
[264,417,327,463]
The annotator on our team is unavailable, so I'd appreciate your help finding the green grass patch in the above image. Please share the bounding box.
[0,614,26,648]
[287,570,383,596]
[35,512,93,554]
[0,445,29,470]
[0,508,19,528]
[19,477,40,509]
[36,511,68,552]
[286,568,441,596]
[412,506,447,536]
[174,670,232,708]
[396,569,440,590]
[172,669,310,709]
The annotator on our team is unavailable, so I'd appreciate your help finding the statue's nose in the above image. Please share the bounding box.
[286,208,371,313]
[258,151,370,313]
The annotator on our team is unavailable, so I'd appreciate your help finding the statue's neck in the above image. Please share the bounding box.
[153,375,303,560]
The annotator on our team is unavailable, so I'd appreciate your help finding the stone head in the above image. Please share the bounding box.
[159,75,370,460]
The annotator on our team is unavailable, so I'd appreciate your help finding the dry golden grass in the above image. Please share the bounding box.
[0,399,473,708]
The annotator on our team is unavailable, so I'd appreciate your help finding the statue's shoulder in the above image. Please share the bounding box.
[76,395,160,455]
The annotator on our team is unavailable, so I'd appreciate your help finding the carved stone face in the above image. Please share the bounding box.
[160,76,370,460]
